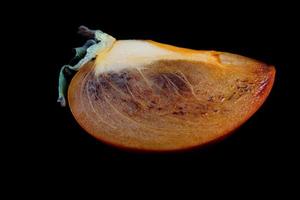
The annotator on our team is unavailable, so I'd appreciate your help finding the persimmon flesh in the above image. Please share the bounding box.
[63,28,275,151]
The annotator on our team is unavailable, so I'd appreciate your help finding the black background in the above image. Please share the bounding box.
[8,1,298,189]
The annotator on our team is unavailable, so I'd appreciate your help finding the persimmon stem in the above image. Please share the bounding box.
[77,25,96,39]
[57,26,116,107]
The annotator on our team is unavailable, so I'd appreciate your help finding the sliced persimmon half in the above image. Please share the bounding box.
[60,26,275,151]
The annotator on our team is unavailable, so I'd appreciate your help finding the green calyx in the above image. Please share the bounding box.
[57,26,116,107]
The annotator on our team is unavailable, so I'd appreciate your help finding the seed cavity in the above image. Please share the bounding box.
[83,60,248,120]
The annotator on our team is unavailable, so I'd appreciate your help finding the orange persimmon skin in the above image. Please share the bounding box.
[68,40,275,152]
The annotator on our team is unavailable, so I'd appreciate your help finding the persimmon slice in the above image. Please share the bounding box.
[66,37,275,151]
[58,27,275,151]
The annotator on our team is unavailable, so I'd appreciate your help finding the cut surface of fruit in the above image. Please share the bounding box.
[67,38,275,151]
